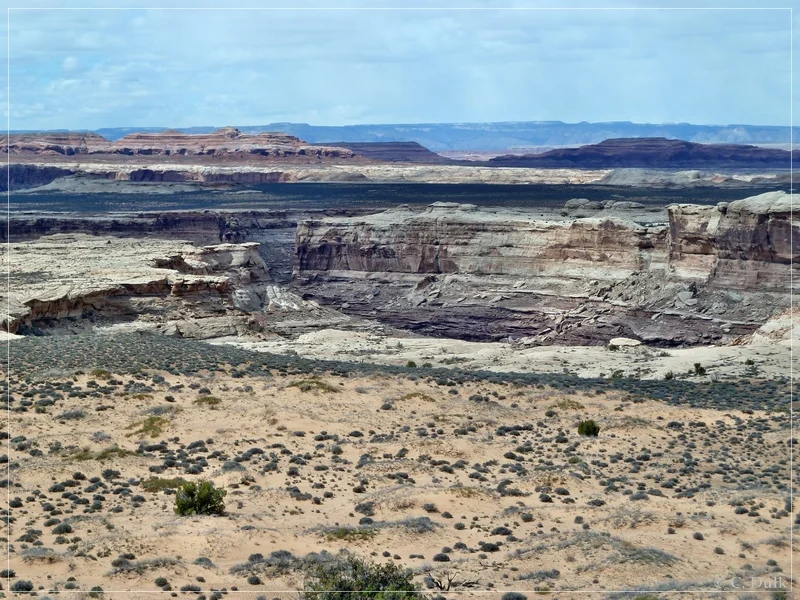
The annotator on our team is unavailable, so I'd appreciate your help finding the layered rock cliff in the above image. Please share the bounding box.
[294,192,798,345]
[668,191,797,290]
[5,208,374,283]
[1,235,320,338]
[296,203,669,280]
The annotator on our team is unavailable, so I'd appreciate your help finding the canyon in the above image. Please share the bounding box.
[2,130,796,381]
[4,191,796,352]
[293,191,797,346]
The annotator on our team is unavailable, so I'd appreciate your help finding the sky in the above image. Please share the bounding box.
[2,0,797,130]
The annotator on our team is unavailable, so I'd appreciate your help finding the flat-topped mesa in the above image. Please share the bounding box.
[2,127,358,160]
[668,191,798,290]
[489,137,797,169]
[2,132,108,156]
[106,127,357,159]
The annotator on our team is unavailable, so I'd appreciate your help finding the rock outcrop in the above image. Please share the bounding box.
[4,208,374,283]
[668,191,797,290]
[1,234,321,338]
[293,192,798,345]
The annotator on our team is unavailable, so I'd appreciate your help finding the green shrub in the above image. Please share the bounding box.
[288,378,339,394]
[405,360,417,368]
[141,477,187,493]
[90,368,112,380]
[194,395,221,407]
[301,556,420,600]
[693,363,706,376]
[577,420,600,437]
[174,480,226,516]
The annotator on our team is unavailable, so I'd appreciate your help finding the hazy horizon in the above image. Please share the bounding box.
[8,118,800,134]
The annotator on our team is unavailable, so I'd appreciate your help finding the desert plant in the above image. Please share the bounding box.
[577,420,600,437]
[301,555,420,600]
[174,480,226,516]
[194,395,221,407]
[693,363,706,376]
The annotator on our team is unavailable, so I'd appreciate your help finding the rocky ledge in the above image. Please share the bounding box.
[1,235,322,338]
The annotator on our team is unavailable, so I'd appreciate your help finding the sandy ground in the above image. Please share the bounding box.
[215,324,796,383]
[4,361,795,599]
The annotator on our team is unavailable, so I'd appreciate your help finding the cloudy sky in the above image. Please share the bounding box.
[3,0,796,130]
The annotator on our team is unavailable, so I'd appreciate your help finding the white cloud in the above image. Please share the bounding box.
[62,56,79,71]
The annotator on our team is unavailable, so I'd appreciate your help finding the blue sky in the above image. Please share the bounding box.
[3,0,797,130]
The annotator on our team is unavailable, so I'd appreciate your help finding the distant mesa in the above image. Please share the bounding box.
[2,129,796,172]
[309,141,458,164]
[488,137,797,169]
[1,127,359,161]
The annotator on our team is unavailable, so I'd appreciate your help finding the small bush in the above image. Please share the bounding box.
[52,522,73,534]
[693,363,706,376]
[126,416,169,439]
[174,480,226,516]
[577,420,600,437]
[301,556,419,600]
[141,477,187,493]
[325,527,375,542]
[194,396,221,407]
[11,580,33,592]
[288,378,339,394]
[58,409,87,421]
[405,361,417,368]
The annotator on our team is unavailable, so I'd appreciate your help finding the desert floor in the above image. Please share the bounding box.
[2,334,795,599]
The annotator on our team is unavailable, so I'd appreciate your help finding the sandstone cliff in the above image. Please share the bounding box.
[296,202,668,280]
[1,235,318,338]
[293,192,797,345]
[668,191,797,290]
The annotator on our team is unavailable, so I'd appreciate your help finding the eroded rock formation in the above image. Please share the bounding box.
[294,192,798,345]
[668,191,796,290]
